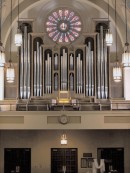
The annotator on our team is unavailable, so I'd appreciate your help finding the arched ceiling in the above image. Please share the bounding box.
[1,0,130,53]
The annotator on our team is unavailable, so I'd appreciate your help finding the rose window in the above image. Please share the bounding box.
[46,8,82,43]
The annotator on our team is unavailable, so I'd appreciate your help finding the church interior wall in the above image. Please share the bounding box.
[0,130,130,173]
[1,1,130,173]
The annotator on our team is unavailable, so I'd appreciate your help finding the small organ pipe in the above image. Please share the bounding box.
[54,73,58,90]
[80,56,82,93]
[70,54,73,70]
[54,54,58,70]
[78,54,81,94]
[77,55,79,93]
[49,54,52,93]
[45,59,47,93]
[76,55,78,93]
[61,55,62,90]
[47,54,49,93]
[70,73,74,91]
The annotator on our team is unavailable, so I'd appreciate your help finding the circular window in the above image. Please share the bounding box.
[46,8,82,43]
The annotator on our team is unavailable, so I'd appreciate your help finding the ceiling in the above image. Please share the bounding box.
[1,0,130,61]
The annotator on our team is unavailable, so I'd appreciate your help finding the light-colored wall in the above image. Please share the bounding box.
[1,111,130,130]
[0,130,130,173]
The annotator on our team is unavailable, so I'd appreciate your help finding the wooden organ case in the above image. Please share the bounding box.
[17,19,110,111]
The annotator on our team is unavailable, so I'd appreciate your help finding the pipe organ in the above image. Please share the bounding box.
[18,21,110,102]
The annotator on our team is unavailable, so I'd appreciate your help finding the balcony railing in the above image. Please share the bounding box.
[0,100,130,111]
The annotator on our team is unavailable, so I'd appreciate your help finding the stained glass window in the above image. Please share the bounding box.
[46,8,82,43]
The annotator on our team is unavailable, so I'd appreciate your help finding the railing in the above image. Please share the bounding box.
[0,101,130,111]
[0,104,16,111]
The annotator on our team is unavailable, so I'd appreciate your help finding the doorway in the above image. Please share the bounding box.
[4,148,31,173]
[97,148,124,173]
[51,148,78,173]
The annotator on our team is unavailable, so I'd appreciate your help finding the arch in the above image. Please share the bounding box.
[2,0,125,47]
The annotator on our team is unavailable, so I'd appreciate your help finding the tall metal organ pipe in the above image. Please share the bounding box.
[100,26,105,98]
[60,49,67,90]
[97,33,101,99]
[97,25,108,99]
[20,25,31,99]
[39,46,42,96]
[23,26,28,98]
[45,53,52,94]
[27,34,30,98]
[76,53,83,94]
[34,51,37,96]
[20,38,24,98]
[85,42,94,96]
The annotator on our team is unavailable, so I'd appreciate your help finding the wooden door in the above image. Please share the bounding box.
[4,148,31,173]
[51,148,78,173]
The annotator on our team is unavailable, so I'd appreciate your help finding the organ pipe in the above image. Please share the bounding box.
[60,49,67,90]
[18,22,110,101]
[86,46,89,96]
[36,42,40,96]
[45,53,52,94]
[88,42,91,96]
[23,26,28,98]
[45,59,47,93]
[96,25,109,99]
[91,51,94,96]
[54,54,58,70]
[80,57,82,93]
[27,34,30,99]
[85,42,94,96]
[20,25,31,99]
[49,54,52,93]
[34,51,37,96]
[76,55,78,93]
[39,46,42,96]
[97,33,101,99]
[104,41,108,98]
[54,73,58,91]
[76,53,83,94]
[70,54,73,70]
[20,39,24,98]
[100,26,105,99]
[70,73,74,91]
